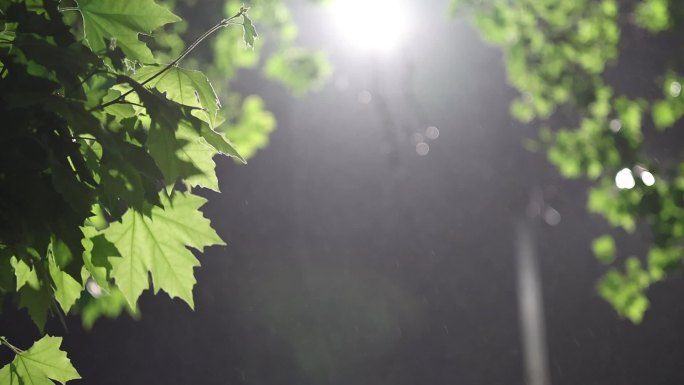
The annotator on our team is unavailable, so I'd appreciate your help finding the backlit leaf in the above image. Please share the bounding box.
[76,0,181,62]
[103,192,225,308]
[0,336,80,385]
[242,14,258,48]
[134,65,223,128]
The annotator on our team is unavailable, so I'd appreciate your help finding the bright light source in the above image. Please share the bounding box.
[332,0,409,51]
[641,171,656,186]
[615,168,636,189]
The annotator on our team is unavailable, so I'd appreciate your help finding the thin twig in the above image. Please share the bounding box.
[0,337,24,354]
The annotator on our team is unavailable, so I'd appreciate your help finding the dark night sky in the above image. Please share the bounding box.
[4,1,684,384]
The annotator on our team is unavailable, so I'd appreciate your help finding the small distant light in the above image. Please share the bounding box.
[86,277,104,298]
[416,142,430,156]
[609,119,622,133]
[615,168,636,189]
[358,91,372,104]
[425,126,440,140]
[411,133,424,144]
[670,81,682,97]
[641,171,656,186]
[543,207,561,226]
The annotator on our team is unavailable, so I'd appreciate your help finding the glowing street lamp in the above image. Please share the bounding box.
[332,0,410,51]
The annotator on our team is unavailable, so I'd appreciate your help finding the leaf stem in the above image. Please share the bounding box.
[58,7,79,12]
[96,9,247,111]
[0,337,23,354]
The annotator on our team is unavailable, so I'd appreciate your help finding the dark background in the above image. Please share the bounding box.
[4,0,684,384]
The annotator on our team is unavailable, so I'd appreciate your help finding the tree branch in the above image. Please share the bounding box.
[95,9,247,111]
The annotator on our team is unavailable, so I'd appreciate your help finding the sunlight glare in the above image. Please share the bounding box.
[333,0,409,51]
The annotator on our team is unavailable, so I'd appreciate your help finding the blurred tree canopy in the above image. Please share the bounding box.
[451,0,684,322]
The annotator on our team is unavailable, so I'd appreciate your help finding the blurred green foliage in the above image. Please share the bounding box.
[452,0,684,322]
[634,0,672,32]
[592,235,616,264]
[208,0,331,159]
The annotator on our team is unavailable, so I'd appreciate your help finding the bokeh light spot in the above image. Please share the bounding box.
[86,277,104,298]
[641,171,656,186]
[615,168,636,189]
[425,126,440,140]
[609,119,622,133]
[416,142,430,156]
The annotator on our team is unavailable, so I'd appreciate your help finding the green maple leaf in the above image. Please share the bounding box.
[103,192,225,308]
[176,127,221,191]
[18,282,52,331]
[0,336,81,385]
[201,125,246,163]
[75,0,181,62]
[242,14,258,49]
[10,256,39,290]
[134,65,223,128]
[48,255,82,314]
[99,140,165,211]
[130,66,244,163]
[81,226,118,289]
[147,121,221,191]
